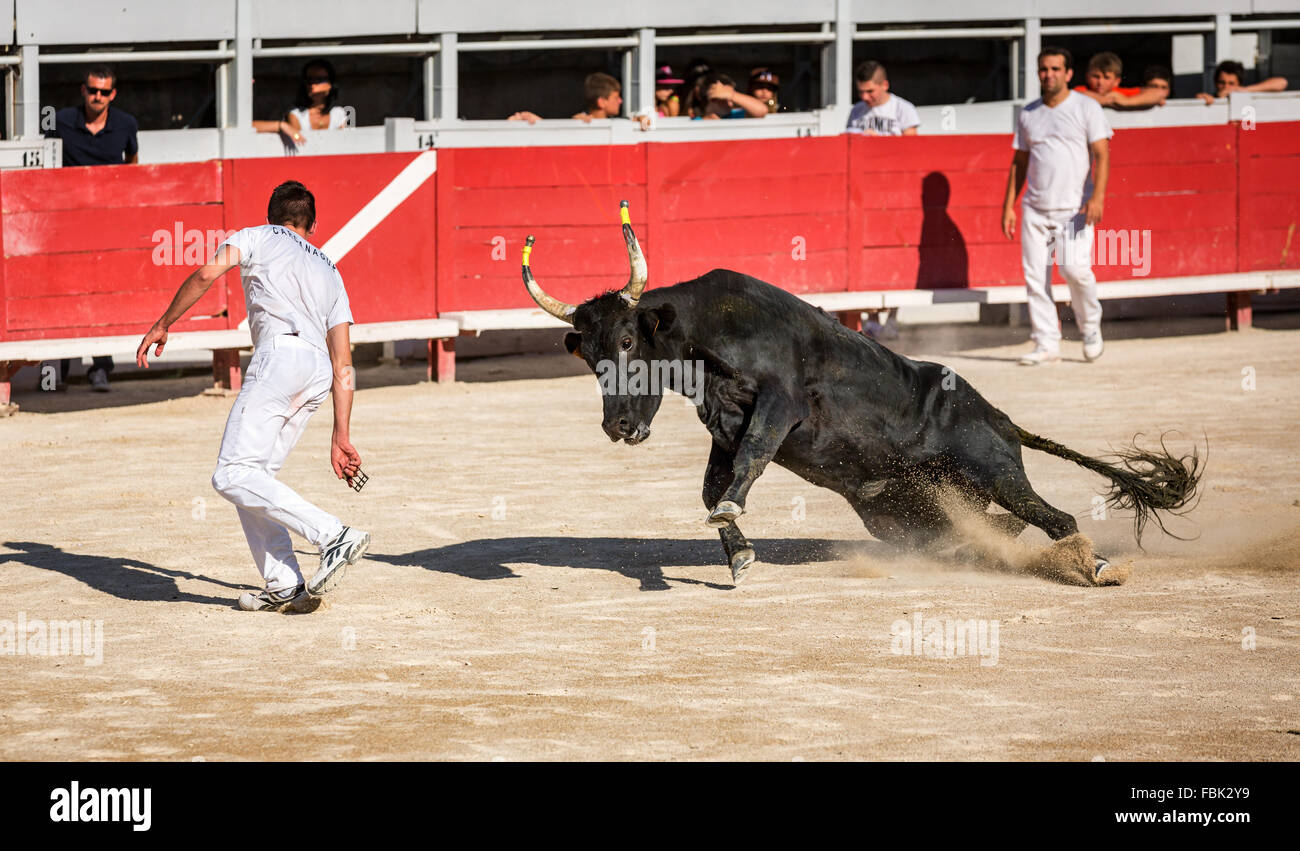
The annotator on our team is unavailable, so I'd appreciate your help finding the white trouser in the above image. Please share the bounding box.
[1020,204,1102,352]
[211,334,342,591]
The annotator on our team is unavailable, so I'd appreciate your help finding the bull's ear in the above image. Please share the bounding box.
[563,331,584,359]
[637,304,676,341]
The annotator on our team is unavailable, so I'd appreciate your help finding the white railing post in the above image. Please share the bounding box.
[423,55,436,121]
[437,33,458,121]
[16,44,40,139]
[636,28,655,120]
[829,0,852,129]
[1023,18,1040,102]
[231,0,253,130]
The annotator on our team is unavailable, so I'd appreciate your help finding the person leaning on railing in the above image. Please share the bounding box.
[254,58,351,150]
[1074,51,1167,110]
[1197,59,1289,105]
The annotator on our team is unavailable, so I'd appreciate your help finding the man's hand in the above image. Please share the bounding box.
[135,322,169,367]
[331,434,362,482]
[508,111,542,124]
[1002,206,1017,240]
[1196,92,1218,105]
[1081,194,1105,226]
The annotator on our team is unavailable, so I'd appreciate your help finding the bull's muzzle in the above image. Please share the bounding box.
[605,417,651,445]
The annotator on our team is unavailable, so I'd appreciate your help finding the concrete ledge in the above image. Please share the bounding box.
[0,319,459,361]
[441,309,572,333]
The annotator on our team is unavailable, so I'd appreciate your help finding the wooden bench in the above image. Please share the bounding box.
[0,318,459,416]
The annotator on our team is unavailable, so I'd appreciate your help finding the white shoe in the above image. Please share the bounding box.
[238,582,319,613]
[1018,346,1061,366]
[1082,331,1104,362]
[308,526,370,595]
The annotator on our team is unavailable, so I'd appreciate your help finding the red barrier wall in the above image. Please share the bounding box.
[436,145,645,313]
[223,152,437,326]
[2,161,226,340]
[1,122,1295,344]
[1238,122,1300,272]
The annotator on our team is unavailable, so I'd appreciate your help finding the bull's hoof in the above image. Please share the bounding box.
[730,548,757,584]
[1093,555,1111,579]
[706,500,743,528]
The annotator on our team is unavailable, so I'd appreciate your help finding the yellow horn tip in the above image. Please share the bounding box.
[619,207,631,226]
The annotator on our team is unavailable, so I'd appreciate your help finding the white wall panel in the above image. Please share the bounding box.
[417,0,837,35]
[15,0,236,44]
[253,0,418,39]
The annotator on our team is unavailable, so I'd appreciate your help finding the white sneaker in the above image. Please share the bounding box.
[308,526,370,596]
[1082,331,1104,362]
[1018,346,1061,366]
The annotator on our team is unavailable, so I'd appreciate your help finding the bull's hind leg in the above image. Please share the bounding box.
[703,441,756,583]
[959,453,1111,581]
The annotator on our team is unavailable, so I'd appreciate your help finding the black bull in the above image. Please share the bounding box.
[522,211,1203,585]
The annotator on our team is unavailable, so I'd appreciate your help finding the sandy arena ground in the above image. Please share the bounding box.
[2,315,1298,761]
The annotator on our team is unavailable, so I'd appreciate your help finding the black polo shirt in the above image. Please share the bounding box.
[49,106,139,166]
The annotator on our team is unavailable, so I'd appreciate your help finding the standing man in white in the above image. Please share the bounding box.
[1002,46,1112,366]
[136,181,371,611]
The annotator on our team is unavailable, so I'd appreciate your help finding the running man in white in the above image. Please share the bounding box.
[136,180,370,611]
[1002,46,1112,366]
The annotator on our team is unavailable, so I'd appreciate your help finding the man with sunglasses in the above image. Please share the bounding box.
[47,65,139,391]
[51,65,139,167]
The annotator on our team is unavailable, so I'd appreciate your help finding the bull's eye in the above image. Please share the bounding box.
[620,336,633,351]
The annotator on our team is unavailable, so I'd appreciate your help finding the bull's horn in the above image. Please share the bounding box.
[618,200,648,307]
[521,235,576,324]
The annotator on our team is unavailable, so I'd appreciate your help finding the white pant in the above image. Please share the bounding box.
[1020,205,1102,352]
[211,334,341,591]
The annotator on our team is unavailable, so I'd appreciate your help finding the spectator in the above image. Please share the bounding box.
[255,59,349,149]
[288,60,350,140]
[655,65,684,117]
[846,61,919,136]
[682,60,713,118]
[748,68,781,114]
[1197,60,1289,104]
[697,73,768,119]
[573,72,624,121]
[1074,52,1166,108]
[1001,46,1111,366]
[1142,65,1173,99]
[47,64,139,392]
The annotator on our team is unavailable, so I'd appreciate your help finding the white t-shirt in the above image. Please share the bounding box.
[289,105,350,136]
[845,94,920,136]
[1014,91,1113,211]
[220,224,353,354]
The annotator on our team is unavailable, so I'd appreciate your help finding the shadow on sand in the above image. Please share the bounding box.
[371,535,893,592]
[3,540,247,607]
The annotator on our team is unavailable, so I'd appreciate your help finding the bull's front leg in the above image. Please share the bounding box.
[703,441,757,583]
[706,384,803,531]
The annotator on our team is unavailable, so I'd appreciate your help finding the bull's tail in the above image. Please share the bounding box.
[1015,427,1205,543]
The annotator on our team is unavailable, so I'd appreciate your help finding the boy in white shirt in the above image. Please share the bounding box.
[1001,46,1112,366]
[136,181,371,612]
[846,61,920,136]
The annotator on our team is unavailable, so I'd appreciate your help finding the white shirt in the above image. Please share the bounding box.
[845,94,920,136]
[1014,91,1113,211]
[220,224,353,354]
[289,105,350,136]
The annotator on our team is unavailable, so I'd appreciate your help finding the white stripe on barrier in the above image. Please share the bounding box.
[239,149,439,330]
[321,149,439,262]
